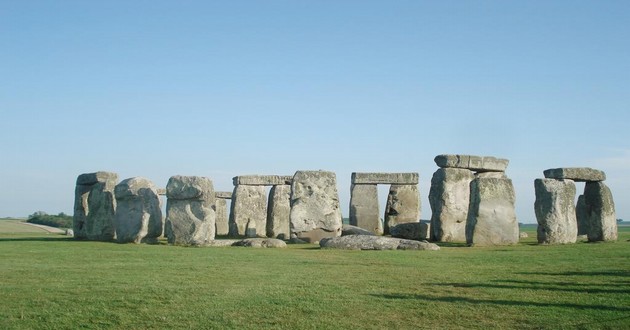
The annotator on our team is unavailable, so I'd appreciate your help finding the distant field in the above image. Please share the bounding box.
[1,226,629,329]
[0,219,54,234]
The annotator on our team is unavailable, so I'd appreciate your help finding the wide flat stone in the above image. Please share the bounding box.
[320,235,439,251]
[429,168,474,242]
[351,172,418,185]
[215,191,233,199]
[466,177,519,246]
[584,182,617,242]
[232,175,293,186]
[384,184,420,234]
[434,155,509,172]
[76,171,118,185]
[114,177,163,244]
[534,178,577,244]
[349,184,382,235]
[543,168,606,182]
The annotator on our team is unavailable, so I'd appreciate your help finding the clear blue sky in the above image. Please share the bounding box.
[1,1,628,223]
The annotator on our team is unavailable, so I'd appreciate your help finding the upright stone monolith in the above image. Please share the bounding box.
[290,171,343,243]
[266,184,291,239]
[384,184,420,234]
[229,185,267,237]
[73,171,118,241]
[576,195,588,236]
[429,168,474,242]
[114,177,163,244]
[215,198,229,236]
[165,175,216,246]
[584,181,617,242]
[349,184,382,235]
[534,179,577,244]
[466,177,518,246]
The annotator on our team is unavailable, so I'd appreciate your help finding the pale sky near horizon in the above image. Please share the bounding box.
[1,1,628,223]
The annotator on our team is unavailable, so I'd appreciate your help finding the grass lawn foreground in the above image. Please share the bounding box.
[1,221,629,329]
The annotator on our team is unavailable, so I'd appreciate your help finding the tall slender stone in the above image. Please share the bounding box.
[73,171,118,241]
[229,185,267,237]
[215,198,229,236]
[429,168,474,242]
[266,185,291,239]
[466,177,518,246]
[114,177,163,244]
[349,184,382,235]
[290,170,342,243]
[384,184,420,235]
[576,195,588,236]
[584,182,617,242]
[165,175,215,246]
[534,179,577,244]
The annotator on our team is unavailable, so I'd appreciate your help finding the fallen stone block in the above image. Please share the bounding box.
[319,235,439,251]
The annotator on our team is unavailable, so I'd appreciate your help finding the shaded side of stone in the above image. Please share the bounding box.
[342,224,376,236]
[349,184,382,235]
[466,177,518,246]
[73,171,118,241]
[576,195,588,236]
[390,222,430,240]
[229,185,267,237]
[534,179,577,244]
[584,182,617,242]
[384,184,420,235]
[428,168,473,242]
[266,184,291,239]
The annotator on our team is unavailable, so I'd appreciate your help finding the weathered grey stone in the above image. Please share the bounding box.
[466,177,519,246]
[429,168,474,242]
[114,177,163,244]
[165,176,215,246]
[156,188,166,196]
[73,171,118,241]
[349,184,382,235]
[215,198,229,236]
[229,185,267,237]
[215,191,233,199]
[232,175,293,186]
[65,229,74,237]
[266,185,291,239]
[289,170,342,243]
[384,184,420,234]
[207,239,240,247]
[342,224,376,236]
[543,168,606,182]
[519,232,529,239]
[475,172,507,179]
[434,154,509,172]
[351,172,419,185]
[576,195,588,236]
[584,182,617,242]
[233,238,287,248]
[534,179,577,244]
[320,235,440,251]
[390,222,430,241]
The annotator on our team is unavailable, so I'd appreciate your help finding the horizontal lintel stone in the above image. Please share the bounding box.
[233,175,293,186]
[215,191,233,199]
[351,172,418,185]
[543,167,606,182]
[434,154,508,172]
[76,171,118,185]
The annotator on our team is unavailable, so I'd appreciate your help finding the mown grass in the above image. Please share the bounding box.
[1,227,628,329]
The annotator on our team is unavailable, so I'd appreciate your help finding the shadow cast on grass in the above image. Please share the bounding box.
[0,236,80,243]
[518,270,630,277]
[429,281,630,294]
[371,293,630,312]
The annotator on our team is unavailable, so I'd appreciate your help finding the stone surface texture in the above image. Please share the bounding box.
[73,171,118,241]
[349,184,382,235]
[289,171,343,243]
[584,182,617,242]
[114,177,163,244]
[229,185,267,237]
[434,154,509,172]
[233,238,287,248]
[534,179,577,244]
[576,195,588,236]
[215,191,233,199]
[351,172,419,185]
[320,235,440,251]
[215,198,229,236]
[466,177,519,246]
[266,184,291,239]
[384,184,421,234]
[232,175,293,186]
[543,167,606,182]
[342,224,376,236]
[429,168,474,242]
[390,222,430,241]
[165,176,215,246]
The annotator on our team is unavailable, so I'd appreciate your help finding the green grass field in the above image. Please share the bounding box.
[1,223,628,329]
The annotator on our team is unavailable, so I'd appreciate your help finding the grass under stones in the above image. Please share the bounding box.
[1,225,629,329]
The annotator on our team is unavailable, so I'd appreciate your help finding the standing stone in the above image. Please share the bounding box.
[289,170,343,243]
[73,171,118,241]
[229,185,267,237]
[114,177,163,244]
[384,184,420,235]
[266,184,291,239]
[215,198,229,236]
[584,182,617,242]
[534,179,577,244]
[429,168,474,242]
[349,184,382,235]
[466,177,518,246]
[165,175,215,246]
[576,195,588,236]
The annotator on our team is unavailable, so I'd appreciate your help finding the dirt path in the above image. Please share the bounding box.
[19,222,66,234]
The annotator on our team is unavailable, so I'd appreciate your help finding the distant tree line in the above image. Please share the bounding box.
[27,211,72,228]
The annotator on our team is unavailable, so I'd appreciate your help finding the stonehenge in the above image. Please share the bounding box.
[165,175,216,246]
[349,172,420,236]
[114,177,163,244]
[73,171,118,241]
[429,154,518,246]
[535,167,617,243]
[214,191,232,236]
